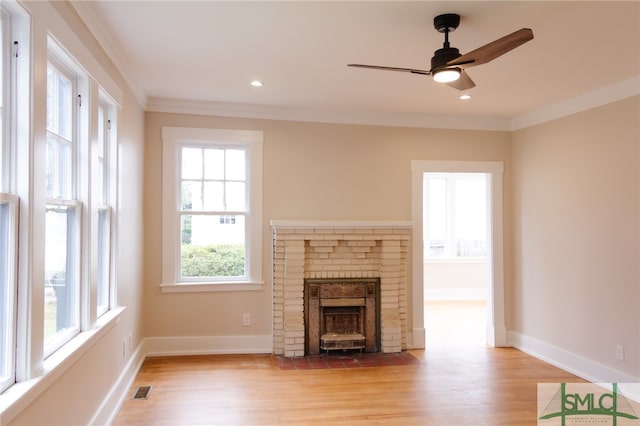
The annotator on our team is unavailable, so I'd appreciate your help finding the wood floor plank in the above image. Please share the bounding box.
[113,347,584,425]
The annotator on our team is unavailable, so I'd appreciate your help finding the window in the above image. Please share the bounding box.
[0,0,125,401]
[0,5,18,394]
[0,9,5,190]
[161,127,263,292]
[219,215,236,225]
[95,100,116,317]
[44,59,81,356]
[424,173,487,258]
[0,194,18,392]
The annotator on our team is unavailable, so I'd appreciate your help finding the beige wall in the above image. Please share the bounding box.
[511,96,640,378]
[143,113,512,339]
[424,260,488,299]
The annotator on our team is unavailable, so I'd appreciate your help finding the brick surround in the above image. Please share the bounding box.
[271,221,412,357]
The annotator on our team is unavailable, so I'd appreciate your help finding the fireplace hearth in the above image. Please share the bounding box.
[305,278,380,354]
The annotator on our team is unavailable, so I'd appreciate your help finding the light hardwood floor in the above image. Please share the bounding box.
[114,303,583,425]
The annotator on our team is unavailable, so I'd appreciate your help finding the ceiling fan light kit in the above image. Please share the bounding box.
[433,67,461,83]
[348,13,533,91]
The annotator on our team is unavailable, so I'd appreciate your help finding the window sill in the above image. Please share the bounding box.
[160,281,264,293]
[0,307,125,424]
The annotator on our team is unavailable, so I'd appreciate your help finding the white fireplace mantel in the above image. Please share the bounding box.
[270,220,412,230]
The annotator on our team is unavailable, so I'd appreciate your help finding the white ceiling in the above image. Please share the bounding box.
[73,1,640,130]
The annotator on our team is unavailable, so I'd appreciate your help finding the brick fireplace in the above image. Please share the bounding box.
[271,221,411,357]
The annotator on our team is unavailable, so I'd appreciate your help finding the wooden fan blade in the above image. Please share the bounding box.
[446,71,476,90]
[447,28,533,68]
[347,64,431,76]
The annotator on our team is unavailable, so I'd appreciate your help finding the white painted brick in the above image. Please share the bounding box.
[273,228,295,234]
[313,228,336,234]
[350,247,372,253]
[352,229,375,235]
[309,240,338,247]
[346,240,376,247]
[310,246,335,253]
[282,234,306,241]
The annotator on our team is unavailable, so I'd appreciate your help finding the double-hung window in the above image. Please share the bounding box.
[0,6,19,393]
[0,0,122,398]
[44,59,81,356]
[95,100,116,317]
[161,127,263,292]
[0,193,18,392]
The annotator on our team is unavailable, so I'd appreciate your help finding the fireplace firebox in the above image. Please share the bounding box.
[304,278,380,354]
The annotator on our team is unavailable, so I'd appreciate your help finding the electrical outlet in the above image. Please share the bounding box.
[242,313,251,326]
[616,344,624,361]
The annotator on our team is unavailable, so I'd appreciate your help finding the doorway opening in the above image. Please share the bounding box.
[423,173,488,348]
[410,160,505,350]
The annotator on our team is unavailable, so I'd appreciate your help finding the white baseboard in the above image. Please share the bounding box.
[143,334,273,356]
[507,330,639,394]
[91,342,146,426]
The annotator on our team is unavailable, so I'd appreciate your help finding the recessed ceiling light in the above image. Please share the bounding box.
[250,80,264,87]
[459,94,472,100]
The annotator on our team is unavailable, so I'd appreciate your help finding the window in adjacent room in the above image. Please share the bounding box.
[424,173,487,259]
[161,127,263,291]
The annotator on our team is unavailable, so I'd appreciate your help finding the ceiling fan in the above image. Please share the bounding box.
[348,13,533,91]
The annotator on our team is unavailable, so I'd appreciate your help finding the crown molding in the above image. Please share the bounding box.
[145,97,512,131]
[147,75,639,132]
[509,75,640,131]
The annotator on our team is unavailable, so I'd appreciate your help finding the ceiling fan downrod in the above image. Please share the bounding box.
[431,14,462,70]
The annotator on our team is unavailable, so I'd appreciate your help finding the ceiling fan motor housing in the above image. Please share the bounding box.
[431,47,460,70]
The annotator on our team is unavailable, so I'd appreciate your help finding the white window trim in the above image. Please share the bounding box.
[160,127,263,293]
